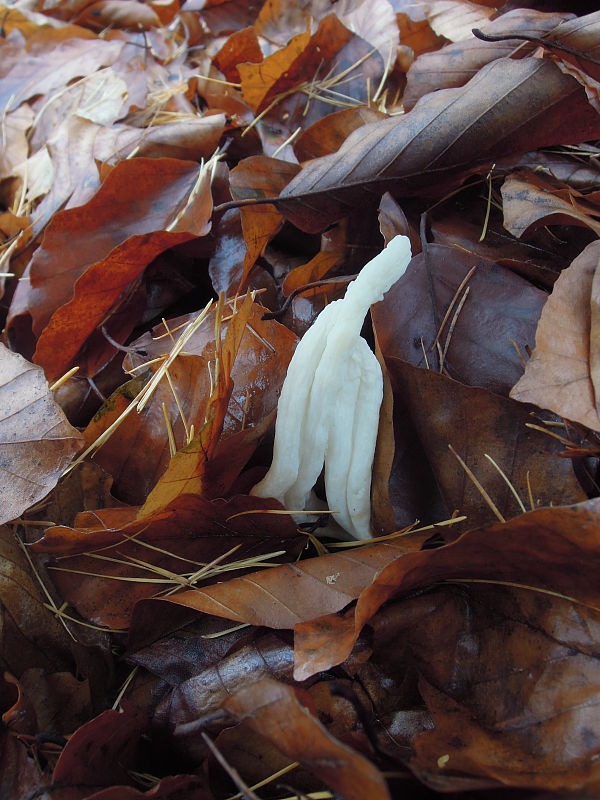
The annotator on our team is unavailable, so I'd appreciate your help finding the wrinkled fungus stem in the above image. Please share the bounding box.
[251,234,412,539]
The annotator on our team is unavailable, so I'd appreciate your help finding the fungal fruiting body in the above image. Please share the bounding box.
[251,234,412,539]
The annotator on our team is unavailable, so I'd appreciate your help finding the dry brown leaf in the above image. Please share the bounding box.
[294,496,600,680]
[426,0,494,42]
[229,156,300,287]
[404,8,572,109]
[0,525,79,676]
[8,158,213,382]
[407,585,600,791]
[511,240,600,430]
[502,169,600,239]
[0,345,83,525]
[277,57,600,232]
[221,677,391,800]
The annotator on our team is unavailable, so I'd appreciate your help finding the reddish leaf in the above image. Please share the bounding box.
[212,27,262,83]
[0,345,83,525]
[294,107,385,162]
[229,156,300,287]
[53,703,147,788]
[9,158,213,382]
[220,677,390,800]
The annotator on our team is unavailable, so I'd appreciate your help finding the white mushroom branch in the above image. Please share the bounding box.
[252,235,412,539]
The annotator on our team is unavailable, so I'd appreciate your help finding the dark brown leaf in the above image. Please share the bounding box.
[294,497,600,680]
[277,58,600,232]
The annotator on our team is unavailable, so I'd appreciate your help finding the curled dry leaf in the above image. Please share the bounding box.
[164,633,295,741]
[219,677,391,800]
[502,169,600,239]
[511,240,600,431]
[0,345,83,525]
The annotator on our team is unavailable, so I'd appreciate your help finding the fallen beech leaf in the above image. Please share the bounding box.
[426,0,494,42]
[74,0,161,30]
[0,345,83,524]
[230,156,300,287]
[220,677,390,800]
[404,9,572,109]
[0,525,78,676]
[9,157,213,382]
[511,240,600,431]
[294,106,385,162]
[406,584,600,791]
[352,584,600,793]
[0,35,123,116]
[502,169,600,239]
[0,105,33,180]
[212,26,262,83]
[53,703,147,788]
[17,669,91,736]
[87,300,296,505]
[137,292,254,515]
[277,57,600,232]
[294,497,600,680]
[386,358,585,528]
[33,494,303,629]
[165,634,296,738]
[135,532,429,630]
[282,223,348,296]
[371,243,546,395]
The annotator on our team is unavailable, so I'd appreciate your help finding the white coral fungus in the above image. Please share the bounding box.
[251,234,412,539]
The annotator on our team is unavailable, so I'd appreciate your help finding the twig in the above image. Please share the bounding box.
[472,28,600,68]
[261,276,354,321]
[202,733,261,800]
